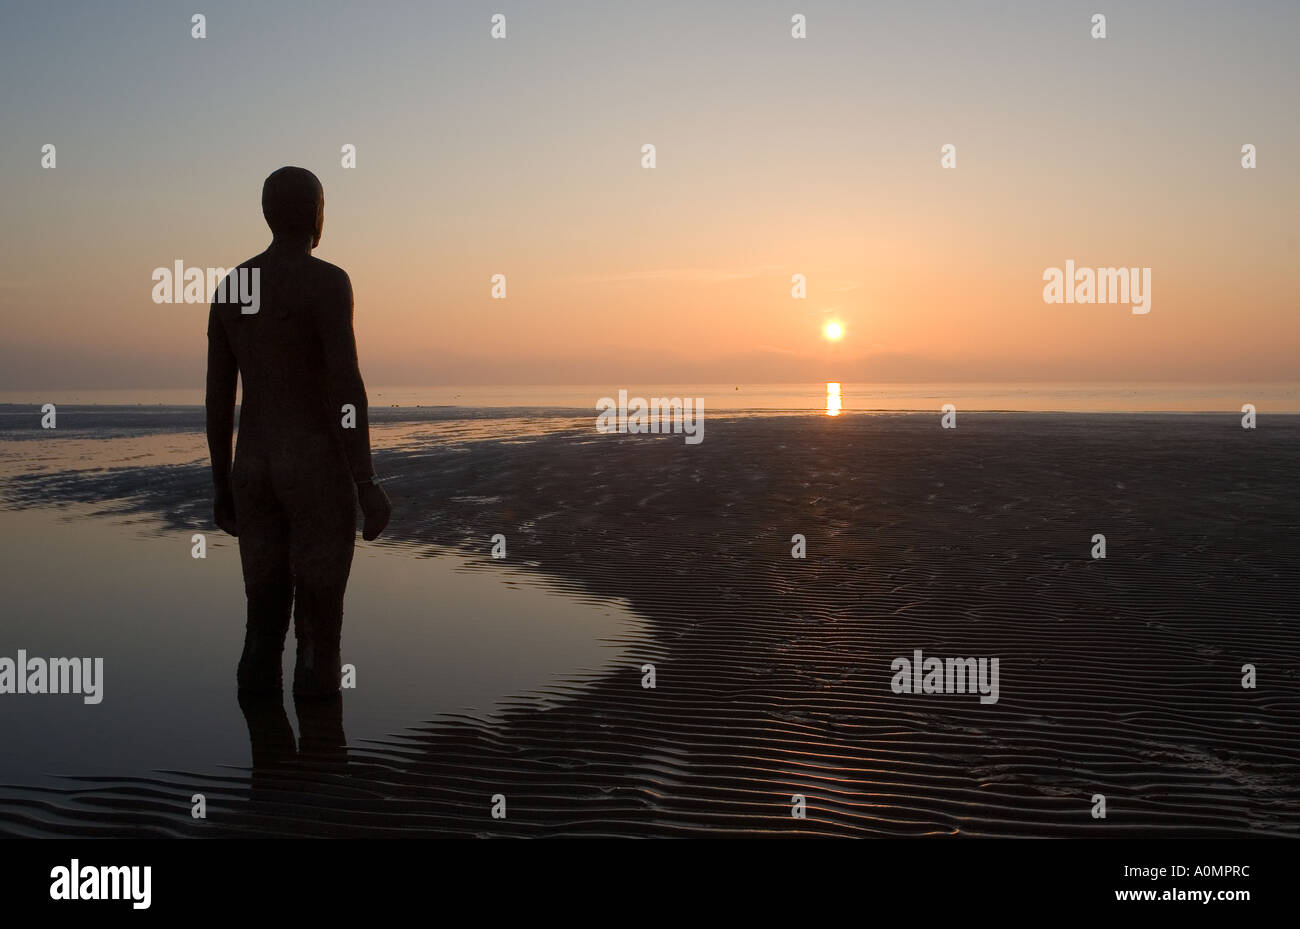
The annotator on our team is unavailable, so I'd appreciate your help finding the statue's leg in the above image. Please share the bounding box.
[286,462,356,697]
[234,454,292,692]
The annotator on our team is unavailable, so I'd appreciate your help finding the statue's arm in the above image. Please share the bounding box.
[315,267,375,483]
[205,303,237,486]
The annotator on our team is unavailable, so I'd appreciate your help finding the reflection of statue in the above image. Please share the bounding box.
[206,167,391,697]
[238,692,348,801]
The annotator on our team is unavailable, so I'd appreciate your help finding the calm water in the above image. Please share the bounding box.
[0,505,643,787]
[3,382,1298,412]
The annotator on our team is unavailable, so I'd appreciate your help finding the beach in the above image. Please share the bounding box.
[0,407,1297,837]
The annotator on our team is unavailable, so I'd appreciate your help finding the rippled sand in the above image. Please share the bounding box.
[1,409,1297,837]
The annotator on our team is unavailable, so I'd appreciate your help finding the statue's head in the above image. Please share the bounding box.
[262,166,324,247]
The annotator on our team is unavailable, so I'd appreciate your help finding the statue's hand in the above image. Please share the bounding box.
[359,482,392,541]
[214,479,238,537]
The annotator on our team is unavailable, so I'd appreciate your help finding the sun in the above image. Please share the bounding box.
[823,321,844,341]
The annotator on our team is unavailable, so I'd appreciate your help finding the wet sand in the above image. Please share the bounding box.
[1,409,1297,837]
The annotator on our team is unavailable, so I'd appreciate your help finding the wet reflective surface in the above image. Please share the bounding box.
[0,505,643,786]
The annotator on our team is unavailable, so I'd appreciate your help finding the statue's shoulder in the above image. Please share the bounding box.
[307,257,351,288]
[304,258,353,316]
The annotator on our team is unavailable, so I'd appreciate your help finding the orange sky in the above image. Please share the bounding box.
[2,1,1297,388]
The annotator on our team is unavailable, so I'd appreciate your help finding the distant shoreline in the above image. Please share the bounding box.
[1,381,1297,415]
[3,404,1300,418]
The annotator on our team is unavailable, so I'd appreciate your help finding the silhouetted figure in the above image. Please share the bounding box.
[207,166,391,697]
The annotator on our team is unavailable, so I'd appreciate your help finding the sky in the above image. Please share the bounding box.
[0,0,1297,389]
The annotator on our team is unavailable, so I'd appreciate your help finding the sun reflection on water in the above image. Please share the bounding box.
[825,382,842,417]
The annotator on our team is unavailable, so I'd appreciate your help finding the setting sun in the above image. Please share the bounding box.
[823,321,844,341]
